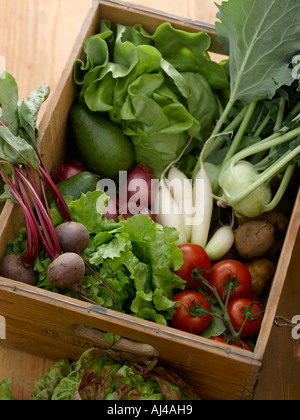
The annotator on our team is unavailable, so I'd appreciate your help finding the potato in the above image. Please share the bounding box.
[239,209,288,234]
[245,258,275,296]
[234,220,275,259]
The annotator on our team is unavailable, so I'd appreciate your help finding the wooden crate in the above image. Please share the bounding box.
[0,0,299,400]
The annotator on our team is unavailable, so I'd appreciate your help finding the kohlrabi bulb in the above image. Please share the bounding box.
[219,160,272,217]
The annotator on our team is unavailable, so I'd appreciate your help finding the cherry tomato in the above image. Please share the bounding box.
[174,243,212,289]
[171,290,212,334]
[209,259,251,302]
[227,298,263,338]
[51,163,86,184]
[246,292,262,307]
[209,335,252,352]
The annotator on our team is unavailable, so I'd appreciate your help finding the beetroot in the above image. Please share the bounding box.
[0,253,37,286]
[55,221,90,254]
[47,252,85,295]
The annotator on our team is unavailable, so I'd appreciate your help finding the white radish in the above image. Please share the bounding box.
[205,225,235,261]
[191,146,213,248]
[154,138,193,245]
[167,166,194,242]
[155,177,188,245]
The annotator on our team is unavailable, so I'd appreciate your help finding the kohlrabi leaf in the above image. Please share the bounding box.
[215,0,300,104]
[0,71,19,135]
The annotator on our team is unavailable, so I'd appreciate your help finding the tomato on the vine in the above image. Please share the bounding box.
[209,335,252,352]
[171,290,212,335]
[209,259,251,302]
[227,298,263,337]
[174,243,212,289]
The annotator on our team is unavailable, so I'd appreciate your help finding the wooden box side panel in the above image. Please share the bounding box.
[0,279,261,400]
[254,188,300,358]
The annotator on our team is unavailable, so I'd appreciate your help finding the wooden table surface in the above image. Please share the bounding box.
[0,0,299,401]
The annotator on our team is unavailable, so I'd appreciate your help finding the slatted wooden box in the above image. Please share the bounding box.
[0,0,299,400]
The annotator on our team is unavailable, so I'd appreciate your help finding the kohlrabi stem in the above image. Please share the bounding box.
[275,97,286,131]
[202,105,249,163]
[287,103,300,122]
[220,101,257,170]
[230,143,300,205]
[230,125,300,167]
[253,149,278,170]
[212,99,236,137]
[264,163,296,211]
[253,113,271,138]
[203,100,237,160]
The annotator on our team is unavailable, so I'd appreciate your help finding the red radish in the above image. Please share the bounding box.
[120,164,155,210]
[51,163,86,184]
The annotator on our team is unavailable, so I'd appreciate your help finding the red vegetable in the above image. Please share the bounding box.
[227,298,263,337]
[209,335,252,352]
[174,243,212,289]
[208,259,251,302]
[120,163,155,211]
[51,163,86,184]
[171,290,212,334]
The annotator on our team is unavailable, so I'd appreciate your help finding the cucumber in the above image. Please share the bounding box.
[69,103,134,180]
[48,171,97,204]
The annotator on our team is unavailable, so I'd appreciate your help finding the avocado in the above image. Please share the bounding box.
[69,103,134,179]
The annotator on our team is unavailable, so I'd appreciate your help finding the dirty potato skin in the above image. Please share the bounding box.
[246,258,275,296]
[235,220,275,259]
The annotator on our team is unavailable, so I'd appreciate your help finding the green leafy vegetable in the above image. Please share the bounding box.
[74,20,228,177]
[7,191,185,325]
[202,0,300,218]
[31,359,73,401]
[215,0,300,105]
[32,348,199,400]
[0,379,16,400]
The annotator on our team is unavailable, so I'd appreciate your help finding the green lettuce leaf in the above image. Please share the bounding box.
[31,359,72,400]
